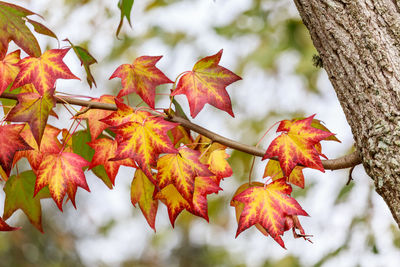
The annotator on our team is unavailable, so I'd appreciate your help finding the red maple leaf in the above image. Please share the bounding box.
[13,124,62,171]
[110,56,172,108]
[232,179,308,248]
[111,111,178,178]
[11,48,79,95]
[100,98,146,127]
[0,124,32,176]
[171,50,241,118]
[263,115,333,176]
[0,50,20,94]
[189,176,221,221]
[88,137,137,185]
[155,184,190,227]
[35,152,90,211]
[75,95,116,141]
[156,146,213,202]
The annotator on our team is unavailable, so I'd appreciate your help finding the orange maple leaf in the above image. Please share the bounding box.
[0,50,20,94]
[13,124,62,171]
[131,169,158,231]
[76,95,116,141]
[155,184,190,227]
[171,50,241,118]
[232,179,308,248]
[88,137,137,185]
[6,87,56,146]
[264,160,305,188]
[190,176,221,221]
[35,152,90,211]
[11,48,79,95]
[156,146,213,202]
[111,112,178,179]
[207,149,233,185]
[263,115,334,176]
[0,124,32,176]
[100,98,146,127]
[110,56,172,108]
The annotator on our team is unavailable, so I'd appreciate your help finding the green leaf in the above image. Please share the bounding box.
[3,170,50,232]
[0,2,56,58]
[64,39,97,88]
[116,0,134,37]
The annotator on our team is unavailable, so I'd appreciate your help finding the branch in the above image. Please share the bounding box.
[0,93,362,170]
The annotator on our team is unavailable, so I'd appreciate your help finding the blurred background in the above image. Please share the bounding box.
[1,0,400,266]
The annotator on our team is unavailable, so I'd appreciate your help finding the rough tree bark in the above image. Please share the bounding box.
[293,0,400,227]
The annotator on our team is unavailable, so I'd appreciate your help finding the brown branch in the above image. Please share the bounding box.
[0,92,362,170]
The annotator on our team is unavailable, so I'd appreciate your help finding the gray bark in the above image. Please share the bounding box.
[293,0,400,227]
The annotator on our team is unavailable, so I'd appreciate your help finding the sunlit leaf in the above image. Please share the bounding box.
[88,137,136,185]
[35,152,90,211]
[264,159,305,188]
[232,179,308,248]
[263,115,333,176]
[131,169,158,230]
[156,146,213,202]
[75,95,115,141]
[171,50,241,118]
[155,184,190,227]
[11,48,79,95]
[110,55,172,108]
[0,50,20,94]
[190,176,221,221]
[112,111,177,178]
[0,124,32,176]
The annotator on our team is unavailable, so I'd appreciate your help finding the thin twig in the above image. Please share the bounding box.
[0,92,362,170]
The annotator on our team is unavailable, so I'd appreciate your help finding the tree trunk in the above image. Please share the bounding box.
[293,0,400,227]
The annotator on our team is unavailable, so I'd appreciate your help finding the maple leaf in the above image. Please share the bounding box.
[88,137,137,185]
[116,0,134,37]
[11,48,79,95]
[155,184,190,227]
[232,179,308,248]
[65,38,97,88]
[0,50,20,94]
[264,160,305,188]
[13,124,62,171]
[6,87,57,146]
[35,152,90,211]
[111,112,178,178]
[110,55,172,108]
[3,170,51,232]
[207,149,233,184]
[171,50,241,118]
[0,217,20,231]
[0,2,56,59]
[263,115,334,176]
[170,125,193,147]
[278,117,340,142]
[156,146,213,202]
[131,169,158,231]
[100,98,146,127]
[0,124,32,176]
[231,182,269,237]
[190,176,221,221]
[75,95,116,141]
